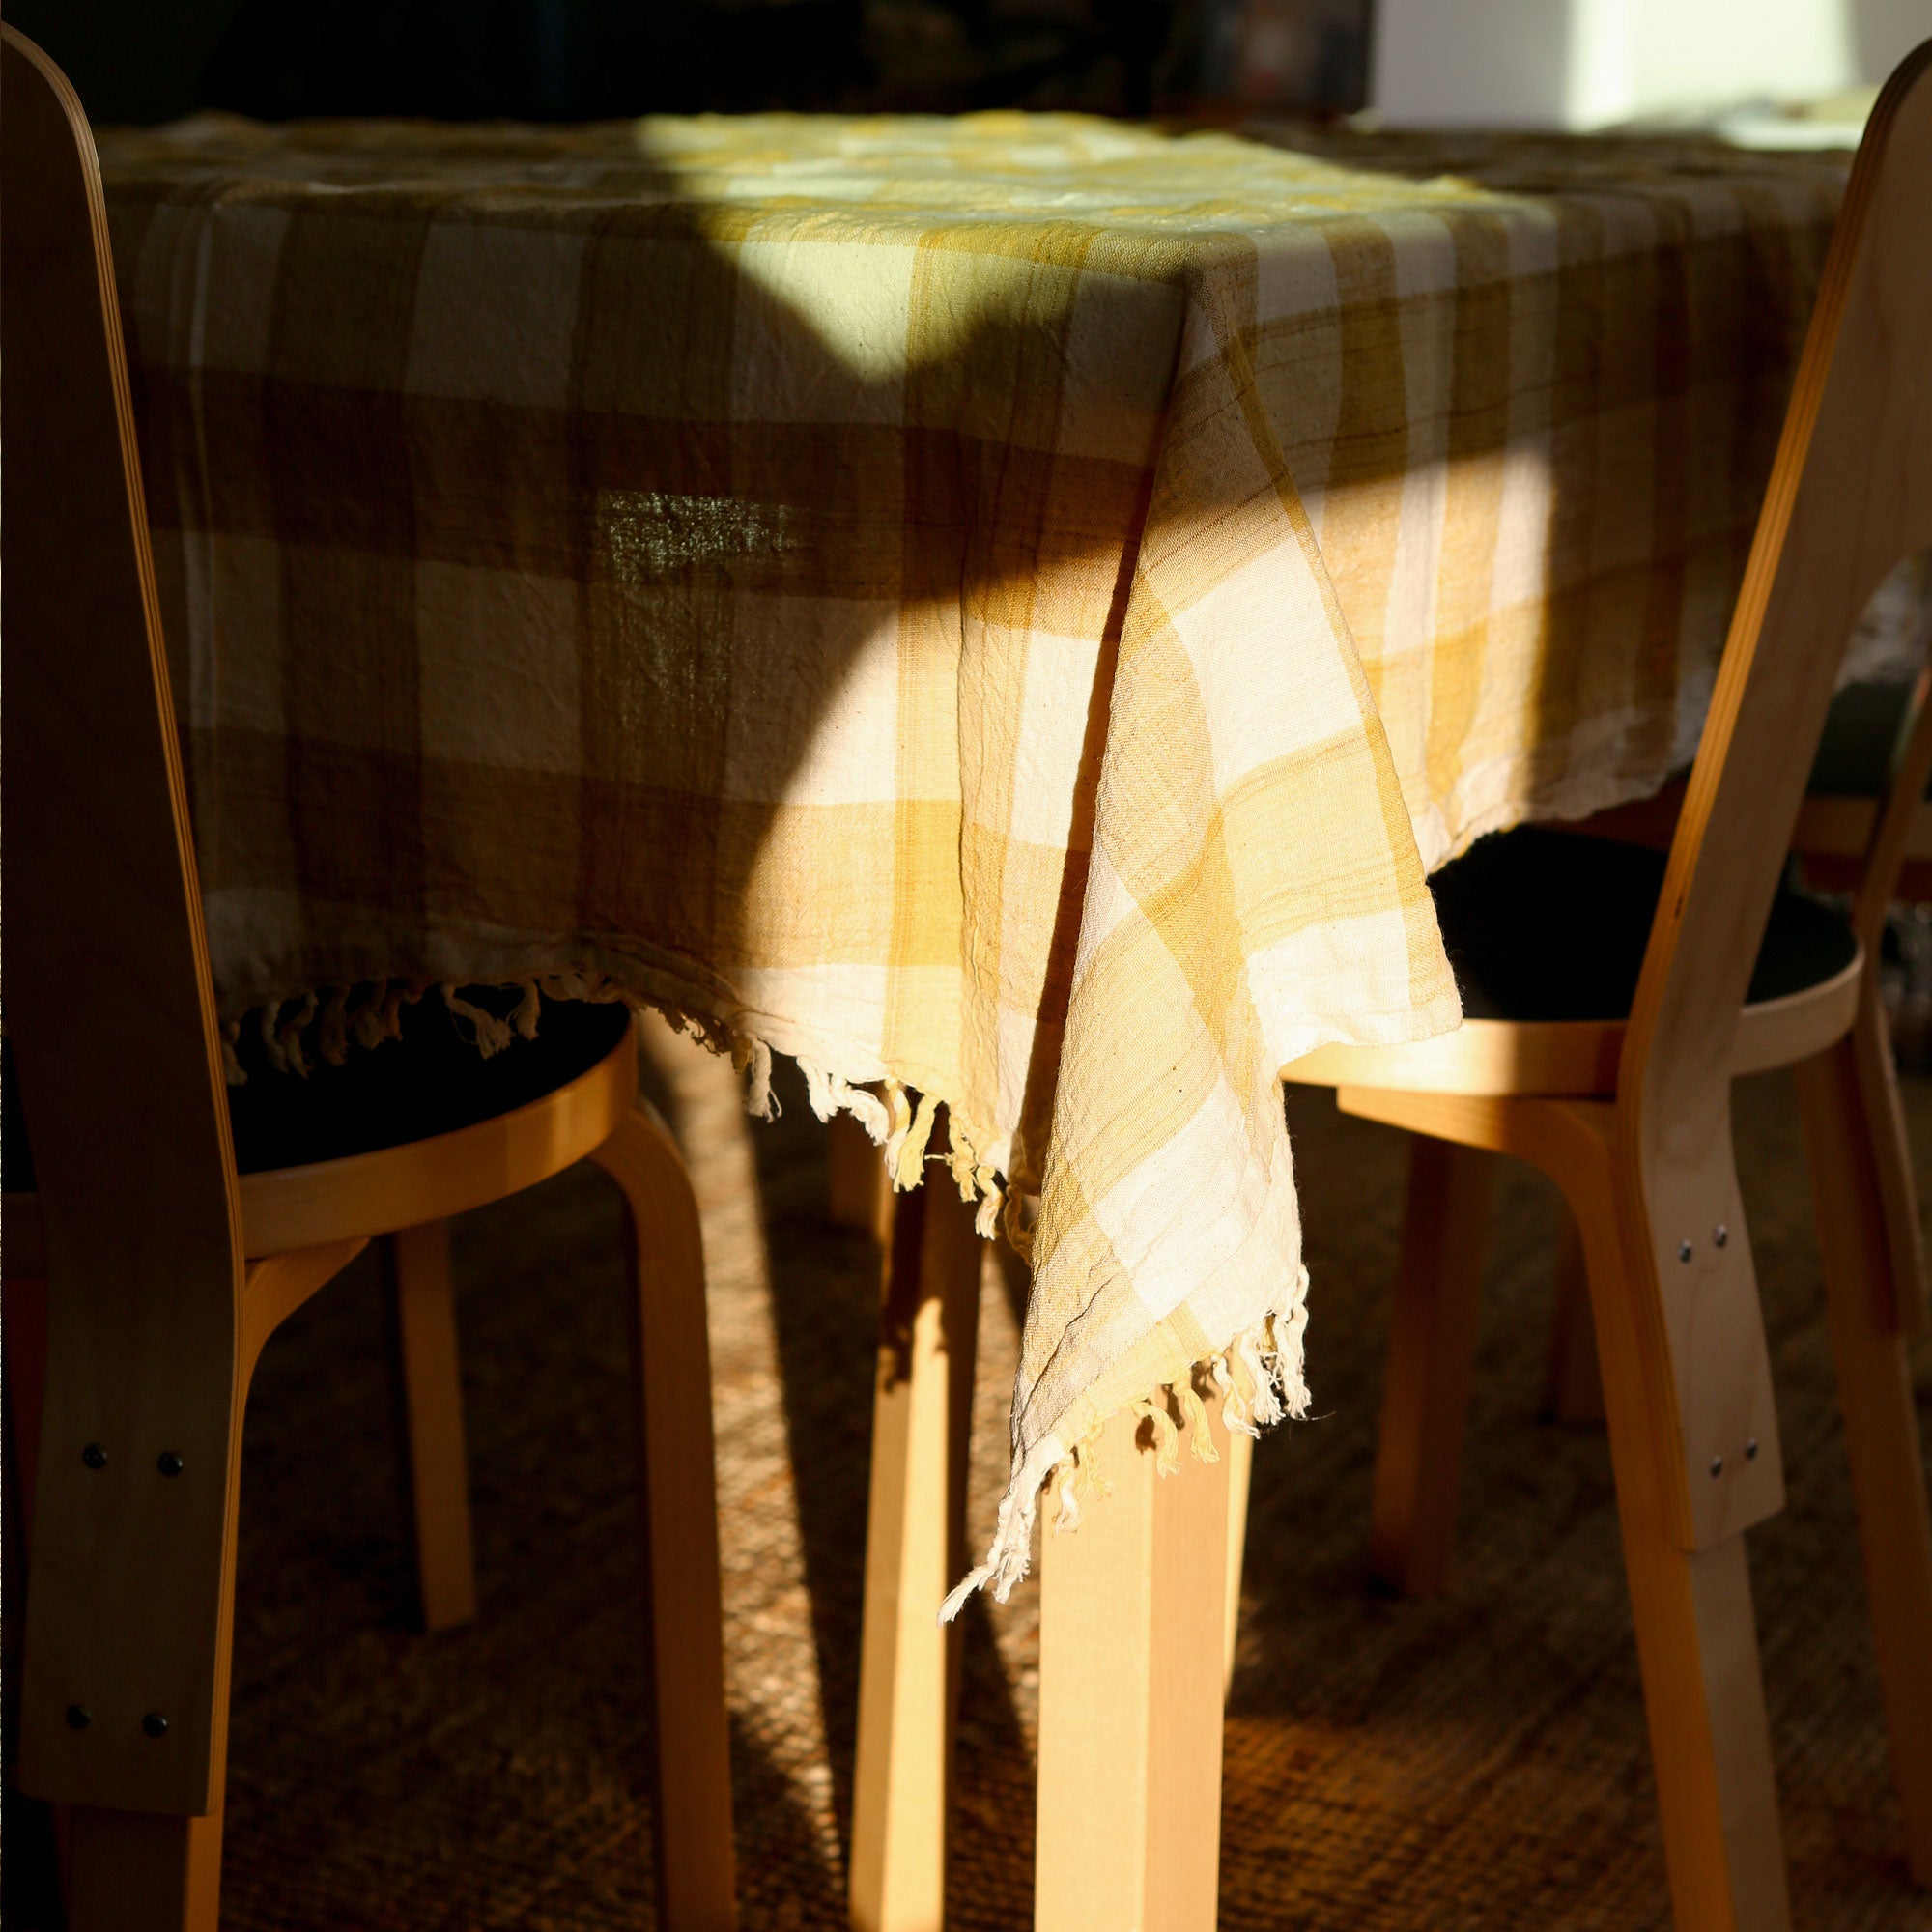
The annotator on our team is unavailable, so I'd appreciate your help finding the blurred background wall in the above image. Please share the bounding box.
[1371,0,1928,128]
[3,0,1374,124]
[5,0,1920,129]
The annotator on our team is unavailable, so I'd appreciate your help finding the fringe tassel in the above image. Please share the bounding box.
[798,1059,892,1144]
[214,976,1019,1278]
[939,1432,1070,1622]
[1050,1461,1083,1535]
[510,979,543,1041]
[882,1084,914,1172]
[939,1266,1314,1622]
[440,982,515,1058]
[1134,1393,1182,1476]
[350,984,415,1055]
[1176,1378,1220,1465]
[972,1180,1005,1241]
[1050,1430,1111,1535]
[893,1090,940,1189]
[734,1036,777,1120]
[261,992,319,1076]
[220,1020,245,1086]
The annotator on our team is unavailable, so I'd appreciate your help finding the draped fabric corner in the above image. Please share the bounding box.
[99,112,1875,1611]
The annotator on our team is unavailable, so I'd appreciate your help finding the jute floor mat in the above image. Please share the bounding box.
[34,1015,1932,1927]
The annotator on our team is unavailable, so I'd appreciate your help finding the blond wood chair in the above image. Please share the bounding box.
[1277,40,1932,1932]
[0,28,735,1930]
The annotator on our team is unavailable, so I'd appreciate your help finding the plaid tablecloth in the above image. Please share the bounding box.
[99,113,1853,1605]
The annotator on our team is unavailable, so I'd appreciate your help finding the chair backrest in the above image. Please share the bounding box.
[1628,41,1932,1117]
[1614,43,1932,1544]
[2,26,245,1816]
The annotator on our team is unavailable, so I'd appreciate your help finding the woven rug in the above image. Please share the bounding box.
[14,1009,1929,1927]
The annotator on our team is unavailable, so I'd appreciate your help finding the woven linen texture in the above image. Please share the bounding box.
[100,113,1848,1600]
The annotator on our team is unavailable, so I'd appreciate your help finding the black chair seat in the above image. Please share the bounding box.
[1808,677,1922,798]
[3,991,633,1193]
[1431,828,1858,1025]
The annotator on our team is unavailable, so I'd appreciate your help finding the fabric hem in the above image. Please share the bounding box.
[938,1264,1312,1621]
[219,965,1021,1238]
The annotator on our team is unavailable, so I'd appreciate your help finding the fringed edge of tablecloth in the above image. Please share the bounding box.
[222,968,1310,1620]
[937,1270,1312,1622]
[219,967,1027,1243]
[219,972,648,1084]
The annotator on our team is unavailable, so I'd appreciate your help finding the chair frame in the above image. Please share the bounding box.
[1280,42,1932,1932]
[1,29,736,1929]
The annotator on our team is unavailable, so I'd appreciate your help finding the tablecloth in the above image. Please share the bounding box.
[99,112,1855,1605]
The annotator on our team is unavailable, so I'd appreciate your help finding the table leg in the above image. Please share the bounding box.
[830,1109,893,1238]
[1223,1425,1252,1697]
[1037,1400,1230,1932]
[850,1160,981,1932]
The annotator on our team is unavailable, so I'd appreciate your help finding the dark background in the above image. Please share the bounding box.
[4,0,1375,126]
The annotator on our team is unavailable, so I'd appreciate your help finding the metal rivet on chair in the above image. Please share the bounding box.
[1713,1223,1729,1248]
[66,1704,91,1730]
[81,1443,107,1469]
[1677,1240,1693,1263]
[1709,1455,1724,1477]
[1746,1437,1759,1461]
[156,1451,184,1477]
[142,1712,169,1739]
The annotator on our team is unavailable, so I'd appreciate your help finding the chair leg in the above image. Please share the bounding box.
[850,1156,981,1932]
[384,1222,477,1633]
[1795,1036,1932,1883]
[3,1270,50,1553]
[1036,1399,1231,1932]
[1544,1210,1606,1424]
[1846,966,1929,1337]
[590,1104,738,1932]
[1338,1085,1792,1927]
[1569,1157,1791,1932]
[3,1270,70,1920]
[23,1239,360,1932]
[67,1808,222,1932]
[1368,1137,1495,1596]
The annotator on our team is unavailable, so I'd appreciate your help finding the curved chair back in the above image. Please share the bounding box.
[1630,43,1932,1098]
[3,26,246,1817]
[1616,43,1932,1546]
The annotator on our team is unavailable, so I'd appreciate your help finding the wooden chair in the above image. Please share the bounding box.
[0,28,736,1930]
[1277,40,1932,1932]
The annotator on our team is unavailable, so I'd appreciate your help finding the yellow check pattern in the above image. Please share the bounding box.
[99,112,1846,1602]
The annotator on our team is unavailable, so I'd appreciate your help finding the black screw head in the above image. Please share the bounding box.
[1677,1240,1693,1263]
[81,1443,107,1470]
[1709,1455,1725,1477]
[156,1451,185,1478]
[1746,1436,1759,1461]
[141,1712,169,1740]
[1713,1224,1729,1248]
[66,1704,91,1730]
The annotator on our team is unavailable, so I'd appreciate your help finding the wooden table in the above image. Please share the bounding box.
[96,109,1913,1930]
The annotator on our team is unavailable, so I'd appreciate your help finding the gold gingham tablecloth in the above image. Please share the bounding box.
[99,113,1852,1605]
